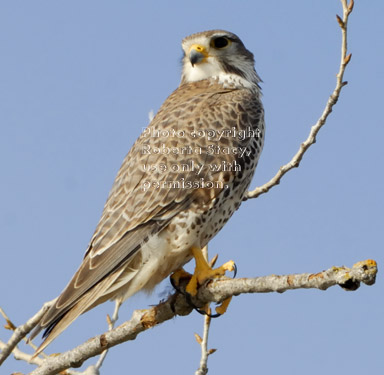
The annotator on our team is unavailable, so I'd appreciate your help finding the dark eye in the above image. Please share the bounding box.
[211,37,230,49]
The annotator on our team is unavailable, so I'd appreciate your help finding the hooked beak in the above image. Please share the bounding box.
[189,44,209,66]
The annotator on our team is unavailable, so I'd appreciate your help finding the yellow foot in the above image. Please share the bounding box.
[170,268,192,288]
[215,297,232,315]
[185,246,235,298]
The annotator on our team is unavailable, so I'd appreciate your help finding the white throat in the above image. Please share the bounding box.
[183,57,222,82]
[182,57,259,90]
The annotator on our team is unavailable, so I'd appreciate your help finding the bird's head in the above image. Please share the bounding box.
[181,30,261,89]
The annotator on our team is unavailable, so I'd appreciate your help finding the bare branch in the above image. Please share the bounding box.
[197,259,377,304]
[195,310,216,375]
[27,259,376,375]
[0,339,43,367]
[93,299,122,372]
[0,299,55,366]
[0,2,365,374]
[195,247,216,375]
[246,0,354,200]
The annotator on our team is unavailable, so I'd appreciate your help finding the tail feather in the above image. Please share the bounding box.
[32,268,125,356]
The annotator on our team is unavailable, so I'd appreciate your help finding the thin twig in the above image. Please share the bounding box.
[0,308,93,375]
[94,298,122,371]
[0,299,55,366]
[27,259,376,375]
[0,339,43,367]
[195,246,217,375]
[246,0,354,200]
[0,308,48,359]
[195,312,215,375]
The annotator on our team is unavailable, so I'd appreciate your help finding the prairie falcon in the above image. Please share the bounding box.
[31,29,265,353]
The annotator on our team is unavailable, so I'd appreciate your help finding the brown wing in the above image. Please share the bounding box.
[32,80,264,342]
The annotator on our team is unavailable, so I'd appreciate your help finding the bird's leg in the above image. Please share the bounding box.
[186,246,234,315]
[170,268,192,289]
[110,298,122,326]
[186,246,235,295]
[170,247,235,315]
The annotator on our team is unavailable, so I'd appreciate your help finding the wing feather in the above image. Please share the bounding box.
[33,80,264,344]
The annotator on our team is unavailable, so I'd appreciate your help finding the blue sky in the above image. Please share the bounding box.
[1,1,383,374]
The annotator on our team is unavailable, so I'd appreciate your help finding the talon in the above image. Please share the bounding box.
[195,306,222,318]
[232,263,237,278]
[194,304,221,318]
[185,293,222,318]
[172,247,236,315]
[220,260,236,274]
[185,247,235,296]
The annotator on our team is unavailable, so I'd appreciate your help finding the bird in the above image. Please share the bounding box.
[30,29,265,354]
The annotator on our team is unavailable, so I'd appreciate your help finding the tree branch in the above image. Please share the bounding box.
[0,339,43,367]
[245,0,354,200]
[0,300,55,366]
[0,2,366,374]
[194,247,216,375]
[27,259,376,375]
[194,311,216,375]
